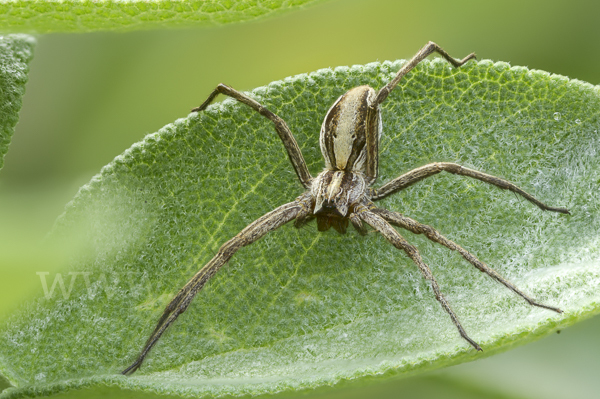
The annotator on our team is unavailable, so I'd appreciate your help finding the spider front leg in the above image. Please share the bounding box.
[373,208,563,313]
[362,43,475,183]
[372,162,570,214]
[192,83,313,189]
[373,42,476,107]
[122,199,304,375]
[356,205,482,351]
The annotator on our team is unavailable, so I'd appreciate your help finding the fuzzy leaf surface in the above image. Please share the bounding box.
[1,59,599,398]
[0,34,35,172]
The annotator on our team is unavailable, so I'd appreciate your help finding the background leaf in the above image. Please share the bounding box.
[0,0,325,33]
[0,58,598,398]
[0,34,35,172]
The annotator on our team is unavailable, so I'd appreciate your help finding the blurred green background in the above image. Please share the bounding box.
[1,0,599,397]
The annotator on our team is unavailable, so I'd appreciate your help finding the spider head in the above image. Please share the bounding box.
[315,198,347,217]
[312,170,367,218]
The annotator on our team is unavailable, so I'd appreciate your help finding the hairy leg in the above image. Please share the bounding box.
[357,205,482,351]
[193,83,313,189]
[122,199,303,375]
[372,42,476,107]
[372,162,570,214]
[373,208,562,313]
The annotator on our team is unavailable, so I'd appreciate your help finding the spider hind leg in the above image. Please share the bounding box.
[357,206,482,351]
[374,208,563,313]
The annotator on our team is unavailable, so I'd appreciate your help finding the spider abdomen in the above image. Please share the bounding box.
[320,86,381,174]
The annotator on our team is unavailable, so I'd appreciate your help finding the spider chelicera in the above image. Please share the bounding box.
[122,42,569,375]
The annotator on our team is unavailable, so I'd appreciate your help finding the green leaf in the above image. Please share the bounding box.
[0,34,35,172]
[1,59,599,398]
[0,0,325,33]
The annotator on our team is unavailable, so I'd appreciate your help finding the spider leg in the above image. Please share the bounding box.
[365,43,474,183]
[192,83,313,189]
[371,162,570,214]
[349,212,368,235]
[373,208,563,313]
[121,200,303,375]
[372,42,476,107]
[293,192,314,229]
[357,206,482,351]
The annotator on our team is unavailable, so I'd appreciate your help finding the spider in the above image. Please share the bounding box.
[122,42,569,375]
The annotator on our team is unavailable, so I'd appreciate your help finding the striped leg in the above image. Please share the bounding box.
[373,208,562,313]
[122,201,302,375]
[357,206,482,351]
[193,84,313,189]
[372,162,570,215]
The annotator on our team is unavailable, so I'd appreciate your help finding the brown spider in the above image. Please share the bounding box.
[122,42,569,375]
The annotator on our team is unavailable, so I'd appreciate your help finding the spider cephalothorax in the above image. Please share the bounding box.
[122,42,569,375]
